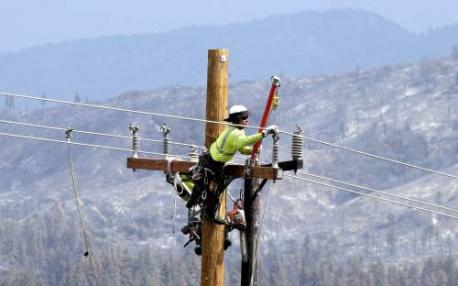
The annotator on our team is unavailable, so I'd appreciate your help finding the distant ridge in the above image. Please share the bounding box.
[0,8,457,101]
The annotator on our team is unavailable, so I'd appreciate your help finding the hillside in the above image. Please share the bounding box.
[1,9,458,102]
[1,54,458,284]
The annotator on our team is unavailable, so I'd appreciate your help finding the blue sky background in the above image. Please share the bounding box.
[1,0,458,53]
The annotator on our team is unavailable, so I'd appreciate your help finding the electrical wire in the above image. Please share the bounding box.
[3,91,458,182]
[0,91,261,130]
[297,170,458,215]
[0,118,204,150]
[0,131,188,160]
[280,129,458,181]
[284,173,458,220]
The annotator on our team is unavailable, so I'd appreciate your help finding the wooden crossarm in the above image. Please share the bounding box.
[127,157,281,180]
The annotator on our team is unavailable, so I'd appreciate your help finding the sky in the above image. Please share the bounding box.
[1,0,458,53]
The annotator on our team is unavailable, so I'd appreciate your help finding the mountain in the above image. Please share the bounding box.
[1,9,457,102]
[1,54,458,284]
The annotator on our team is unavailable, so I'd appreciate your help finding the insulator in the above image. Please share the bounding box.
[160,124,170,157]
[132,135,139,158]
[292,126,304,161]
[129,123,139,158]
[188,146,199,162]
[272,132,280,168]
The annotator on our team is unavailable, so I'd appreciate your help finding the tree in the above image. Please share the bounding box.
[74,91,81,103]
[451,46,458,60]
[4,95,15,110]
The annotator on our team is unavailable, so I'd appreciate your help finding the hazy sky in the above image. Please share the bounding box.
[1,0,458,53]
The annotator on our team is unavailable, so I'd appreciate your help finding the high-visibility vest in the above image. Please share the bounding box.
[209,125,263,163]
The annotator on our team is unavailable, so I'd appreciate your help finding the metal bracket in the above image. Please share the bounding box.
[243,159,252,179]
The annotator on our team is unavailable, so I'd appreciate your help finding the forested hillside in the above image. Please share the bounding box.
[1,55,458,285]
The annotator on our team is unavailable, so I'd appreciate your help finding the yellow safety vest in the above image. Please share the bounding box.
[209,125,263,163]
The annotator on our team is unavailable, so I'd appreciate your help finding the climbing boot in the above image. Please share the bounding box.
[174,173,194,201]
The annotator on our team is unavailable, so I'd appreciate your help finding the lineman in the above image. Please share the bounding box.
[184,104,277,220]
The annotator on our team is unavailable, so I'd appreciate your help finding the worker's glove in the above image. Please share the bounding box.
[262,125,278,137]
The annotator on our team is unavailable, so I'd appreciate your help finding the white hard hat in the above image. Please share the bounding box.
[225,105,249,122]
[229,105,248,115]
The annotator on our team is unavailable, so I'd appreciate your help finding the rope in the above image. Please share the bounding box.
[65,130,101,286]
[284,173,458,220]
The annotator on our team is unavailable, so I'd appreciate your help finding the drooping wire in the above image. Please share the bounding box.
[0,131,188,160]
[65,129,101,286]
[284,173,458,220]
[0,118,203,150]
[297,170,458,215]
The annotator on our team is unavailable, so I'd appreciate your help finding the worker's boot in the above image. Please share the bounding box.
[186,184,202,208]
[173,173,194,202]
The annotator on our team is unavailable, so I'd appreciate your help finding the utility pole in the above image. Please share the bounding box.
[201,48,228,286]
[241,175,260,286]
[126,53,300,286]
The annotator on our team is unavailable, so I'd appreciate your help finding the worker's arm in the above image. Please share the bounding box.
[233,131,263,153]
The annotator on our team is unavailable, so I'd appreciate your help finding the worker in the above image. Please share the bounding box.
[178,104,277,221]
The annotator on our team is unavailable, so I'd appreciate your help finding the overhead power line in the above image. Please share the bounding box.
[0,131,188,160]
[284,173,458,220]
[3,91,458,182]
[297,170,458,215]
[280,130,458,181]
[0,91,261,130]
[0,119,203,149]
[233,155,458,217]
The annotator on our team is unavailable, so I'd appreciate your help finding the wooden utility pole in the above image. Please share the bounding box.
[201,48,228,286]
[126,53,301,286]
[241,175,260,286]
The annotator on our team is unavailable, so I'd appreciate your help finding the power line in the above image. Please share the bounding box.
[0,118,203,150]
[234,154,458,216]
[297,170,458,215]
[0,131,188,160]
[4,91,458,182]
[284,173,458,220]
[0,91,261,130]
[280,130,458,181]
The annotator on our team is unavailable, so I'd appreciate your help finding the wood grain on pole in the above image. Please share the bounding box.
[201,49,228,286]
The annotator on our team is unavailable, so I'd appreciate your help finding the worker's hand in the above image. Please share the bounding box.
[257,145,263,154]
[262,125,278,137]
